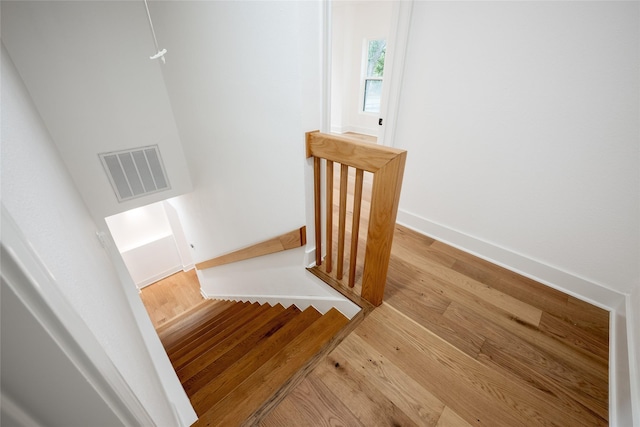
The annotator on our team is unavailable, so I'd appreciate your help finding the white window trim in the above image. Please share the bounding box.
[359,37,386,116]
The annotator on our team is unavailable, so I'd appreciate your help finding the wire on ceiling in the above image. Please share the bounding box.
[143,0,167,64]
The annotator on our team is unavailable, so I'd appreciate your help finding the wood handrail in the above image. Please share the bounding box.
[306,131,407,306]
[195,226,306,270]
[306,131,405,172]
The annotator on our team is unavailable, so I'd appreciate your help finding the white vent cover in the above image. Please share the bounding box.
[99,145,170,202]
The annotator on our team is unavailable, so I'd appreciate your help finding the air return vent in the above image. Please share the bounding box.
[99,145,170,202]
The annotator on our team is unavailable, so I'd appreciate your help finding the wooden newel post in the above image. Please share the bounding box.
[361,152,406,306]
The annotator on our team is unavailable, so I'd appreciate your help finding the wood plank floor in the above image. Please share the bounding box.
[140,269,204,329]
[140,228,609,426]
[261,224,610,426]
[140,132,608,425]
[263,133,609,426]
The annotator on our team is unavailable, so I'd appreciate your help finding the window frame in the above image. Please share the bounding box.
[360,37,386,115]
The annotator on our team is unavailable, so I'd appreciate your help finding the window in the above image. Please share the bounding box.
[362,39,386,113]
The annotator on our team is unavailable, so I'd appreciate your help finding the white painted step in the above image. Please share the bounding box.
[196,246,360,319]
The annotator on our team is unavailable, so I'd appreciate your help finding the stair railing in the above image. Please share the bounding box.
[306,131,407,307]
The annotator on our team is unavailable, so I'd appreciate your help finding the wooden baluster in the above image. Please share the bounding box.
[336,164,349,280]
[325,160,334,272]
[313,156,322,267]
[361,152,407,306]
[348,168,364,288]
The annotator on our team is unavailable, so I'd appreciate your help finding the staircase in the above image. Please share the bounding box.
[156,298,350,426]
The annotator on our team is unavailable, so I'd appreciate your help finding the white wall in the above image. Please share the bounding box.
[150,1,317,264]
[628,287,640,425]
[395,1,639,298]
[164,199,195,272]
[1,43,193,426]
[393,3,639,423]
[106,202,183,288]
[106,202,174,253]
[1,1,193,221]
[331,1,393,136]
[1,0,324,279]
[1,281,124,427]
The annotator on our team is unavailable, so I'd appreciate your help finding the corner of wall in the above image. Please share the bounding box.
[396,209,634,425]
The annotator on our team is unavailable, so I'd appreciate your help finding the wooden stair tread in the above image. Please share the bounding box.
[167,302,262,363]
[193,307,350,426]
[177,303,287,382]
[183,304,303,399]
[156,299,219,337]
[190,305,323,415]
[156,298,351,426]
[164,301,251,353]
[171,302,274,372]
[159,300,236,346]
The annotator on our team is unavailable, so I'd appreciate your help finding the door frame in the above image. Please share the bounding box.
[378,1,413,147]
[322,0,413,147]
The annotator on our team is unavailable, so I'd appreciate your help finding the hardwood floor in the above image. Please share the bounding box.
[140,269,204,329]
[140,271,353,426]
[260,224,610,426]
[140,226,609,426]
[341,132,377,144]
[139,145,608,426]
[263,137,609,426]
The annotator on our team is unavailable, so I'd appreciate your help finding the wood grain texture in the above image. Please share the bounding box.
[325,159,334,272]
[171,302,273,372]
[195,226,306,270]
[262,223,609,427]
[308,131,407,307]
[348,168,364,288]
[195,308,350,426]
[436,407,474,427]
[141,274,354,426]
[337,164,349,280]
[142,134,609,426]
[189,305,317,414]
[140,269,207,329]
[160,301,237,350]
[327,333,446,426]
[168,302,261,365]
[314,156,322,267]
[176,303,286,382]
[186,305,302,402]
[306,131,404,172]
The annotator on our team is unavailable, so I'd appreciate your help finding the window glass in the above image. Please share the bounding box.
[363,79,383,113]
[366,39,386,78]
[363,39,386,113]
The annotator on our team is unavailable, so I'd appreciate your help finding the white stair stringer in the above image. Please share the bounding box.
[196,246,360,319]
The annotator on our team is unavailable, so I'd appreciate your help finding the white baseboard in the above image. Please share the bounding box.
[626,290,640,426]
[396,209,633,425]
[304,247,317,268]
[329,125,377,137]
[347,125,377,137]
[397,210,624,309]
[330,125,348,134]
[182,263,195,272]
[136,265,183,289]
